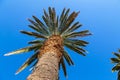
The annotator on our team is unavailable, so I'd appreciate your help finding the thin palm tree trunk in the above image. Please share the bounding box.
[27,35,63,80]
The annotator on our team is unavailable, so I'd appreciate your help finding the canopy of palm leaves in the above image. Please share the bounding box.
[111,49,120,80]
[4,7,91,77]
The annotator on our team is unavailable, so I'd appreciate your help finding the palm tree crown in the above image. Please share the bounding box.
[4,7,91,77]
[111,49,120,80]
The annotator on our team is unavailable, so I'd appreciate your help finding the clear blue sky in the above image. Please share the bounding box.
[0,0,120,80]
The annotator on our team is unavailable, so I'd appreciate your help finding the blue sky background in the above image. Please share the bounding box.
[0,0,120,80]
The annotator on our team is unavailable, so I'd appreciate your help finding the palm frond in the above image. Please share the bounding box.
[111,58,120,63]
[113,52,120,58]
[61,58,67,77]
[42,15,53,34]
[28,25,40,32]
[64,42,86,56]
[42,7,56,35]
[29,59,38,71]
[65,22,82,34]
[119,49,120,52]
[54,16,59,35]
[64,39,89,47]
[118,71,120,80]
[20,30,48,39]
[28,40,44,45]
[63,30,91,38]
[59,9,70,34]
[59,8,65,22]
[112,63,120,72]
[60,11,79,34]
[15,52,39,74]
[32,16,49,35]
[63,50,74,65]
[4,45,37,56]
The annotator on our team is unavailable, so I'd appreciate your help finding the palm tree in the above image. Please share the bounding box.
[4,7,91,80]
[111,49,120,80]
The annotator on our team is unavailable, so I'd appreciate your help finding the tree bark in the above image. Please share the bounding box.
[27,35,63,80]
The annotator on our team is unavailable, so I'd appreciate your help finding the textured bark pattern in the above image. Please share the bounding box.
[27,35,63,80]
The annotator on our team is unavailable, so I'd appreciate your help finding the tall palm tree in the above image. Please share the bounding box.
[4,7,91,80]
[111,49,120,80]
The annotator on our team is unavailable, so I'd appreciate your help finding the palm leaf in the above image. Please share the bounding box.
[4,46,37,56]
[42,7,54,34]
[28,40,44,44]
[60,11,79,34]
[59,9,70,34]
[119,49,120,52]
[118,71,120,80]
[61,58,67,77]
[112,63,120,72]
[111,58,120,63]
[42,15,53,34]
[63,30,91,38]
[64,39,89,47]
[32,15,49,35]
[28,25,40,32]
[20,30,48,39]
[54,16,59,35]
[63,50,74,65]
[29,59,38,71]
[15,52,39,74]
[113,52,120,58]
[59,8,66,22]
[65,22,82,33]
[64,43,86,56]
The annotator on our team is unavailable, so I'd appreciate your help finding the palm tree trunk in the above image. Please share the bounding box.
[27,35,63,80]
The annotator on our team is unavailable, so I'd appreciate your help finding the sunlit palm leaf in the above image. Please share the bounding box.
[64,43,86,56]
[28,25,40,32]
[20,30,48,39]
[111,58,120,63]
[59,9,70,34]
[16,52,39,74]
[65,22,82,34]
[54,16,59,34]
[42,7,55,34]
[112,63,120,72]
[28,40,44,44]
[61,58,67,77]
[63,50,74,65]
[63,30,91,38]
[42,15,53,34]
[59,8,65,22]
[64,39,89,47]
[51,8,57,34]
[28,19,42,32]
[60,12,79,34]
[29,59,38,71]
[118,71,120,80]
[4,46,37,56]
[113,52,120,58]
[32,15,49,35]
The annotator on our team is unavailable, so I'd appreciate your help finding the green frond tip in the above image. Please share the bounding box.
[118,71,120,80]
[112,64,120,72]
[112,52,120,58]
[111,58,120,63]
[61,58,67,77]
[63,50,74,65]
[4,46,35,56]
[15,52,38,75]
[64,43,86,56]
[63,30,92,38]
[28,40,44,44]
[20,30,48,39]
